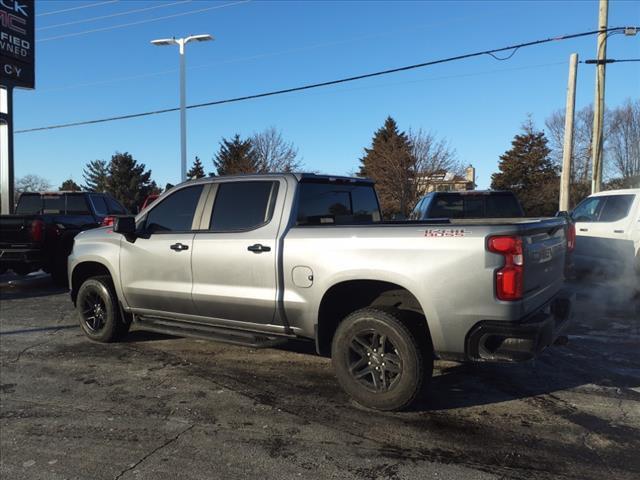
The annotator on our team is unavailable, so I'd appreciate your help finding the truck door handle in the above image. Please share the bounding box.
[579,228,588,232]
[247,244,271,253]
[170,243,189,251]
[613,230,624,233]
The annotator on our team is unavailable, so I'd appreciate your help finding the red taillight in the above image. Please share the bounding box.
[567,223,576,252]
[30,219,45,243]
[488,235,523,301]
[101,215,115,227]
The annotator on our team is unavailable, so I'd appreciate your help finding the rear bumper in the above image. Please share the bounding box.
[0,249,45,271]
[465,289,574,362]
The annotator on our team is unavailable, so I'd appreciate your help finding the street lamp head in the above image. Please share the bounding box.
[186,34,214,44]
[151,38,177,46]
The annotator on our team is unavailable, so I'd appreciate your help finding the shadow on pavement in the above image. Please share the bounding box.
[0,324,78,335]
[0,273,68,301]
[123,330,181,343]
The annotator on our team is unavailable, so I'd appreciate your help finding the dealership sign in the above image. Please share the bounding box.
[0,0,34,89]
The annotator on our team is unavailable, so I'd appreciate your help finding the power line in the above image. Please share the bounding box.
[37,0,252,43]
[37,1,120,18]
[581,58,640,64]
[35,16,473,93]
[17,27,632,134]
[37,1,193,32]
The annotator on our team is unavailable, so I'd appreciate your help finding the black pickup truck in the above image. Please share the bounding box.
[0,191,127,285]
[410,190,525,220]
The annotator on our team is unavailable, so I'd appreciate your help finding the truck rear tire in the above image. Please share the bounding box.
[77,275,130,343]
[331,307,432,411]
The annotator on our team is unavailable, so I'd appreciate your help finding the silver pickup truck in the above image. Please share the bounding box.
[68,173,574,410]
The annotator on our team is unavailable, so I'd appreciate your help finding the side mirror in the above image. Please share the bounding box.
[113,216,136,235]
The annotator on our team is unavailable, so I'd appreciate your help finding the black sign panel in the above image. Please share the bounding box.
[0,0,34,89]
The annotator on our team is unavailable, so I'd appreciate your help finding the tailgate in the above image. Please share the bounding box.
[520,219,567,308]
[0,216,36,246]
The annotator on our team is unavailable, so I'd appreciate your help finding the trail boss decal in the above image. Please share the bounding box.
[424,228,468,238]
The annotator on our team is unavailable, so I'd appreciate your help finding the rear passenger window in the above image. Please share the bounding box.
[106,196,127,214]
[16,195,42,214]
[42,195,64,214]
[65,195,91,215]
[90,195,108,216]
[430,196,463,218]
[145,185,203,233]
[485,194,522,217]
[598,195,634,222]
[210,181,278,232]
[297,183,381,225]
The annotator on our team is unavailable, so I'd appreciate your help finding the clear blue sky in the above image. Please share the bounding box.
[13,0,640,189]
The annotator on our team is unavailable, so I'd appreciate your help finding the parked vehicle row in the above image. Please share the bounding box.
[68,174,574,411]
[0,191,127,284]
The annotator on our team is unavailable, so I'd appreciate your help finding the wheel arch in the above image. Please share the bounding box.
[315,279,433,356]
[70,261,114,305]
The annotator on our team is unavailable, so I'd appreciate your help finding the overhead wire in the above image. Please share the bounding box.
[35,16,473,93]
[37,1,193,32]
[37,1,120,18]
[17,27,634,134]
[37,0,252,43]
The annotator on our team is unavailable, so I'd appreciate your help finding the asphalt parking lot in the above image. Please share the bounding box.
[1,273,639,480]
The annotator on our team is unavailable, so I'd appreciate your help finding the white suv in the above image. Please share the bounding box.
[571,189,640,275]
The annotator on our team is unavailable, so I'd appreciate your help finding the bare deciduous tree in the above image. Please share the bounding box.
[608,99,640,181]
[14,174,52,204]
[16,174,51,193]
[251,127,302,173]
[545,105,611,184]
[409,129,461,177]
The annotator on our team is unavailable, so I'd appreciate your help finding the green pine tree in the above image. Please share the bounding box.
[359,116,415,218]
[82,160,109,192]
[186,156,206,179]
[213,134,259,175]
[491,119,559,216]
[106,152,156,213]
[59,179,81,191]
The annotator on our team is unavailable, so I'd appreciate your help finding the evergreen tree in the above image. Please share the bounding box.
[213,134,259,175]
[491,119,559,216]
[186,156,206,179]
[82,160,109,192]
[359,116,415,218]
[106,152,155,213]
[60,179,81,191]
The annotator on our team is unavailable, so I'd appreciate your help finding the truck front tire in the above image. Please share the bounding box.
[77,275,130,342]
[331,307,432,411]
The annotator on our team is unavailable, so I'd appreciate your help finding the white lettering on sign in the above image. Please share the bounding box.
[3,63,21,76]
[0,0,29,17]
[0,31,30,48]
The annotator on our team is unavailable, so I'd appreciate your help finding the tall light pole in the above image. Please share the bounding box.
[151,34,213,182]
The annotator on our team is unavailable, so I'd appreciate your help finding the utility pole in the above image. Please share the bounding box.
[559,53,578,212]
[590,0,608,193]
